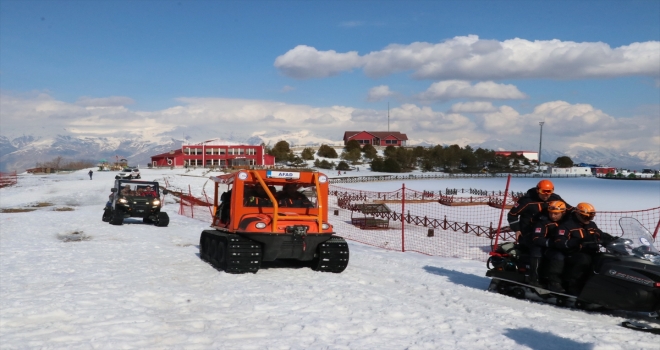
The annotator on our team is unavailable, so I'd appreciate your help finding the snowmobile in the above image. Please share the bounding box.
[486,217,660,333]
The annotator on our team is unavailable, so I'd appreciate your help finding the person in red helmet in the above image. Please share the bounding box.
[507,179,573,244]
[525,201,568,289]
[547,202,615,295]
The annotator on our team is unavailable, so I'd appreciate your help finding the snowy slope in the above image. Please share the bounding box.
[1,169,659,349]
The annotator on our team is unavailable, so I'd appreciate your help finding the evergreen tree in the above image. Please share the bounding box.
[336,161,351,170]
[301,147,315,160]
[344,139,361,153]
[370,157,384,172]
[361,144,378,159]
[554,156,574,168]
[341,148,362,164]
[317,144,338,158]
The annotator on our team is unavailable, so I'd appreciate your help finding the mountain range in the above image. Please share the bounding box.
[1,132,658,173]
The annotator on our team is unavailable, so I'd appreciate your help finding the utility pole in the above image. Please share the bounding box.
[387,102,390,132]
[538,121,545,172]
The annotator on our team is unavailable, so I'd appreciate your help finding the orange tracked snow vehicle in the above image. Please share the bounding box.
[199,169,349,274]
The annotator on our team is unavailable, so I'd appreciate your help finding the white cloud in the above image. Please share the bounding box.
[366,85,395,102]
[450,102,497,113]
[273,45,363,79]
[2,92,657,155]
[275,35,660,80]
[280,85,295,93]
[75,96,135,107]
[417,80,527,101]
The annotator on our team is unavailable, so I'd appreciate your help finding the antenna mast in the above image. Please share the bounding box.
[387,102,390,132]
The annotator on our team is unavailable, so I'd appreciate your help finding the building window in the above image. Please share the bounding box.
[246,148,256,155]
[206,159,213,166]
[206,148,214,155]
[219,148,226,155]
[228,148,236,155]
[237,148,245,155]
[385,140,397,145]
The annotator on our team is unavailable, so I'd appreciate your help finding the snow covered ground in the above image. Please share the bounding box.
[1,168,659,349]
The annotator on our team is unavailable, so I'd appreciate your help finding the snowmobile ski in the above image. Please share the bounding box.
[621,320,660,335]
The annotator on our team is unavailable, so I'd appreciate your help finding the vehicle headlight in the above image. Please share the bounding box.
[255,222,266,229]
[322,223,330,230]
[152,200,160,206]
[118,198,128,204]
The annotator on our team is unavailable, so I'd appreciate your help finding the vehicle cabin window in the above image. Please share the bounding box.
[241,183,318,208]
[119,184,158,197]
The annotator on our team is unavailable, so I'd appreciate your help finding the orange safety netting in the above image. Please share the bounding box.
[173,181,660,262]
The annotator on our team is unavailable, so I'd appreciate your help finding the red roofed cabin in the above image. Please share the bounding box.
[343,131,408,147]
[494,151,538,162]
[150,139,275,168]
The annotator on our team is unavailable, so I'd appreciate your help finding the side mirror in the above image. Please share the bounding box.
[111,188,117,193]
[162,189,168,195]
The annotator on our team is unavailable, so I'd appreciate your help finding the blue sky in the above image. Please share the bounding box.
[1,0,659,156]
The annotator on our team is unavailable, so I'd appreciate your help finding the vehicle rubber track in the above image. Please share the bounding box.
[200,230,262,274]
[313,235,349,273]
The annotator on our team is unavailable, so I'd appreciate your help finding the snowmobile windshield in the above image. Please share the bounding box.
[608,218,660,265]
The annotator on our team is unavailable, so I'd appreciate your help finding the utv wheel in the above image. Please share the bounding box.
[115,176,120,179]
[155,212,169,227]
[110,210,123,225]
[136,175,141,179]
[102,208,112,222]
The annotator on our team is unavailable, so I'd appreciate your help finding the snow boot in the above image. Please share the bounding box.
[545,259,565,293]
[527,257,542,288]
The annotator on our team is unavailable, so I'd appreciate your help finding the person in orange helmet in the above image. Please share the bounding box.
[525,201,568,289]
[507,179,573,243]
[547,202,615,295]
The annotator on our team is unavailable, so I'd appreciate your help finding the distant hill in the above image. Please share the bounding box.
[1,133,657,172]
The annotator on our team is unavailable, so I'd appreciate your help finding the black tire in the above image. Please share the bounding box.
[102,208,112,222]
[136,175,141,179]
[155,212,169,227]
[115,176,119,179]
[143,217,154,224]
[110,210,124,225]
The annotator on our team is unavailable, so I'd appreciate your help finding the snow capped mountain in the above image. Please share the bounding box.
[1,132,658,172]
[246,130,340,147]
[0,134,184,172]
[473,140,660,169]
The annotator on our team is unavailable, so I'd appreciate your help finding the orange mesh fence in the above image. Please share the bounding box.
[0,171,17,188]
[170,181,660,262]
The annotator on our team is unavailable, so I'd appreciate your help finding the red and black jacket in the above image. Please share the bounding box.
[552,213,614,254]
[507,187,573,235]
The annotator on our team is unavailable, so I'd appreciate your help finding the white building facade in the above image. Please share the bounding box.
[546,166,593,176]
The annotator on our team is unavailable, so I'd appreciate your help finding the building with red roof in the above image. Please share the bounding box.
[343,131,408,147]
